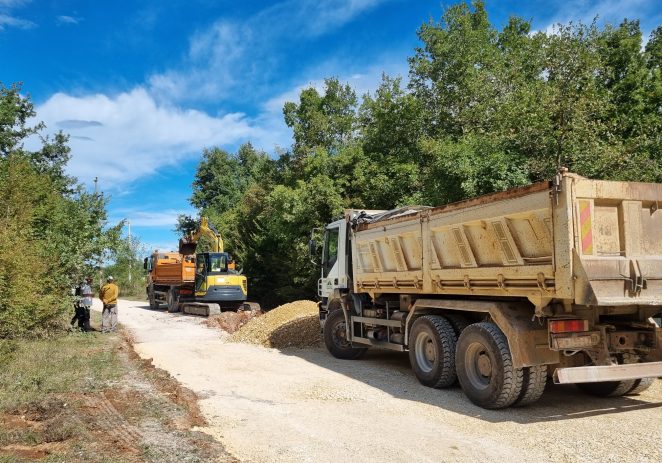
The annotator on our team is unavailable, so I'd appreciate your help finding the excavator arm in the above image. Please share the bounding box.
[179,217,224,255]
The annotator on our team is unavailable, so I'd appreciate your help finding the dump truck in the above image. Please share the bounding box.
[144,217,258,316]
[144,252,195,312]
[315,170,662,409]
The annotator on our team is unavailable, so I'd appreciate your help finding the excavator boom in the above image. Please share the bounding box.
[179,217,224,255]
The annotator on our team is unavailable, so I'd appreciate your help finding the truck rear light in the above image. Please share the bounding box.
[549,319,589,333]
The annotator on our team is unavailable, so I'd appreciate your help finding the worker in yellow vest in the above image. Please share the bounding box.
[100,276,119,333]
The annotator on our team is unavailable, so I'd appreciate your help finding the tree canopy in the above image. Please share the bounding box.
[0,82,125,338]
[188,1,662,307]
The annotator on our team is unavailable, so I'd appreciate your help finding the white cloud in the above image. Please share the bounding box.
[28,0,406,193]
[33,87,270,189]
[56,15,82,25]
[110,209,195,228]
[543,0,661,36]
[149,21,246,102]
[0,0,29,7]
[0,12,33,30]
[144,242,179,254]
[148,0,396,103]
[31,53,406,192]
[254,0,392,39]
[0,0,33,31]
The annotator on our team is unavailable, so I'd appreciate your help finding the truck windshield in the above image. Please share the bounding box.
[322,227,339,278]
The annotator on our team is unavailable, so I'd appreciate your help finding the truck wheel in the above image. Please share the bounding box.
[625,377,654,395]
[576,380,636,397]
[456,322,524,409]
[445,313,470,336]
[148,286,158,310]
[323,310,367,360]
[409,315,457,388]
[166,288,180,313]
[513,365,547,407]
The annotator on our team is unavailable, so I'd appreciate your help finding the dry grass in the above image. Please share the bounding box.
[0,312,234,463]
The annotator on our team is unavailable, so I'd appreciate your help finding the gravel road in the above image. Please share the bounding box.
[107,299,662,463]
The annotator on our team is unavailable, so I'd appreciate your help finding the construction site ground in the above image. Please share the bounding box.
[101,298,662,463]
[0,310,233,463]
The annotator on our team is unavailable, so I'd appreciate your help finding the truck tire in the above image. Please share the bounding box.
[576,379,636,397]
[409,315,457,388]
[148,286,158,310]
[443,313,470,385]
[456,322,524,409]
[323,310,367,360]
[625,377,654,395]
[445,313,470,336]
[166,288,180,313]
[513,365,547,407]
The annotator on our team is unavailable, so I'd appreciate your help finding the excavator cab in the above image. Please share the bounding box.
[194,251,247,308]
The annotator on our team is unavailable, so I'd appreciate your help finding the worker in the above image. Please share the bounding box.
[100,276,119,333]
[79,276,93,331]
[70,281,86,330]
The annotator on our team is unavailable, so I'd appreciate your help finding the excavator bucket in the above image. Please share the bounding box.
[179,238,197,255]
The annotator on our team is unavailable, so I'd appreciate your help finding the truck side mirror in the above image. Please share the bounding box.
[143,257,148,270]
[309,239,316,257]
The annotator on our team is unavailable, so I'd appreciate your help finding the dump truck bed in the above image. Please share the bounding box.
[350,173,662,310]
[150,252,195,286]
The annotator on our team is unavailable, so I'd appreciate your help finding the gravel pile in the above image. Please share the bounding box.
[229,300,321,348]
[206,310,263,334]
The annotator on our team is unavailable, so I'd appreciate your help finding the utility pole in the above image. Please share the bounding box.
[94,177,101,287]
[128,220,132,284]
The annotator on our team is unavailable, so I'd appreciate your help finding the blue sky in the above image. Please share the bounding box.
[2,0,661,253]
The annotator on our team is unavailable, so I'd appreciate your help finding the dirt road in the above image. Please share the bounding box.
[107,299,662,463]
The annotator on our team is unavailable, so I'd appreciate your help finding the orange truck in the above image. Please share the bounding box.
[145,252,196,312]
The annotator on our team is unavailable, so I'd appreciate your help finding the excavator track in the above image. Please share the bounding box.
[181,303,221,317]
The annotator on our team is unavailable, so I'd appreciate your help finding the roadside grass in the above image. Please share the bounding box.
[0,330,122,411]
[0,312,234,463]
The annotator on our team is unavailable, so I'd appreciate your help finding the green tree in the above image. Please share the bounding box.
[359,75,426,207]
[103,228,147,298]
[185,2,662,307]
[0,82,120,338]
[283,78,358,163]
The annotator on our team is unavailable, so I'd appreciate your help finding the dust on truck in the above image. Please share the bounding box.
[317,170,662,409]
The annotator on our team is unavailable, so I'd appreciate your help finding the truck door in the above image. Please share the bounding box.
[320,220,348,298]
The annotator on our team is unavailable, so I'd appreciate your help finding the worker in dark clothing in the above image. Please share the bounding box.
[71,277,93,331]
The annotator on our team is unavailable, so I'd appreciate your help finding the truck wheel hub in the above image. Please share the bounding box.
[477,353,492,377]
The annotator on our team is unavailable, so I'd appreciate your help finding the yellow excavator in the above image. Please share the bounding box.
[177,217,258,315]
